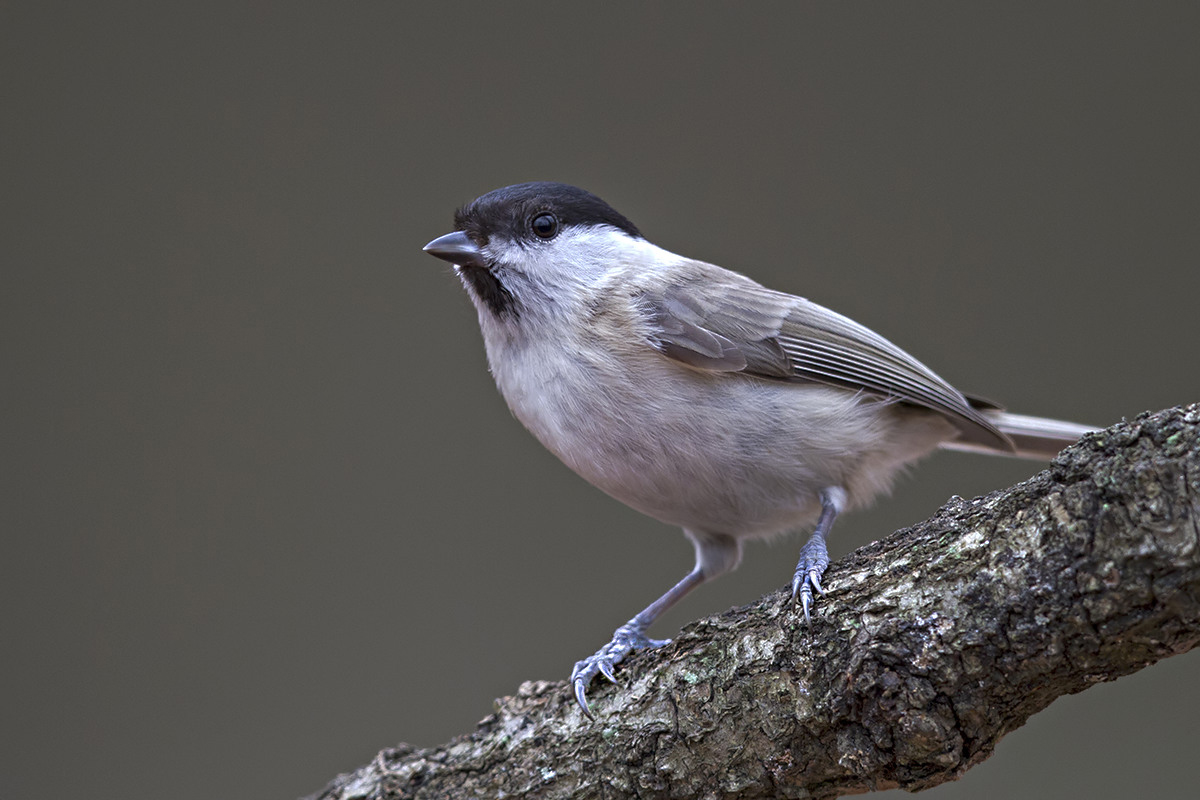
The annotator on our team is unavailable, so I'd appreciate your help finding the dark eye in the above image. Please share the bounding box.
[531,212,559,239]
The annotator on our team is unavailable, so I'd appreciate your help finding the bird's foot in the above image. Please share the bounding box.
[570,622,670,716]
[791,536,830,622]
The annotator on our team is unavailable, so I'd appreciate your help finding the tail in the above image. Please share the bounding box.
[940,409,1099,460]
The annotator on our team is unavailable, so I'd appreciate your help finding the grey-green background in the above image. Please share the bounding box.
[4,4,1198,799]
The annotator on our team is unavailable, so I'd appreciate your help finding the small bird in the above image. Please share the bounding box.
[423,182,1094,715]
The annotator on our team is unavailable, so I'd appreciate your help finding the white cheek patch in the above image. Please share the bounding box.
[474,226,683,327]
[527,226,679,282]
[483,238,528,267]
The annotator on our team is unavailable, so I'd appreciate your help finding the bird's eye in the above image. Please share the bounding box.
[531,212,559,239]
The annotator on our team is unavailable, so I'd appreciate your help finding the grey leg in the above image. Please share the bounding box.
[571,532,740,716]
[792,487,847,622]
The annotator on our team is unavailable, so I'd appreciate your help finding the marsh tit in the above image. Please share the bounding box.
[423,182,1094,715]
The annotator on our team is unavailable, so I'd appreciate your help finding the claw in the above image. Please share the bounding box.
[573,680,593,719]
[569,624,673,715]
[794,564,827,624]
[793,563,825,623]
[792,536,832,621]
[800,581,821,621]
[790,486,843,623]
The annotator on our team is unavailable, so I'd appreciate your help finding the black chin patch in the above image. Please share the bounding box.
[459,265,517,319]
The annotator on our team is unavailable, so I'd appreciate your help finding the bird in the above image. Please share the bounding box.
[422,181,1094,715]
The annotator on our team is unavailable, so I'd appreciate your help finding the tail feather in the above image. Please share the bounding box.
[941,409,1098,460]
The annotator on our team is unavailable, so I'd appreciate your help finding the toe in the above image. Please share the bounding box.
[573,679,593,717]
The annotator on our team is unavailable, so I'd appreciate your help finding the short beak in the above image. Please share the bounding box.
[423,231,485,268]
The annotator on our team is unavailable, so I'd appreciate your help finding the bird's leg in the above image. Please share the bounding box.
[792,486,847,621]
[570,567,702,715]
[571,532,740,716]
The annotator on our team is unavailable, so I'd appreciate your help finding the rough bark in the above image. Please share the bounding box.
[307,404,1200,800]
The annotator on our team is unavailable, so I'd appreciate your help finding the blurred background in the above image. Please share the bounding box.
[4,3,1198,799]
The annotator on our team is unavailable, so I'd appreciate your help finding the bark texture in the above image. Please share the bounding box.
[307,404,1200,800]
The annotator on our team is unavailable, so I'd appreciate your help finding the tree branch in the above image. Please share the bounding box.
[307,404,1200,800]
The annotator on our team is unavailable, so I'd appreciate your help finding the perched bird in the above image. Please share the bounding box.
[423,182,1093,714]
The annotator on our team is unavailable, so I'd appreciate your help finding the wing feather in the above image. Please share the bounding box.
[641,269,1011,450]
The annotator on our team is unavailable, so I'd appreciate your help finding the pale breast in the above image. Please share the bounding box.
[488,330,941,538]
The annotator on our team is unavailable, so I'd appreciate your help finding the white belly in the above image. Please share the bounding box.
[488,336,955,539]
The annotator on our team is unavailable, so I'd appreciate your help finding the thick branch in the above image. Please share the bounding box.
[308,404,1200,800]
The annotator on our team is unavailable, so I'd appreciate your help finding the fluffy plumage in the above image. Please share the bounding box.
[423,181,1094,715]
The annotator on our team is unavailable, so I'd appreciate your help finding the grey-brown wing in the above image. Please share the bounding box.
[640,279,794,376]
[641,272,1011,450]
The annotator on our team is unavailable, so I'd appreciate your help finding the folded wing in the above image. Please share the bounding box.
[639,271,1012,451]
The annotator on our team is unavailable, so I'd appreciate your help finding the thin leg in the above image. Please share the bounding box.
[792,487,847,622]
[571,532,740,716]
[570,567,703,714]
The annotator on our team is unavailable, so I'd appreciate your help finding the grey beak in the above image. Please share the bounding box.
[423,231,485,268]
